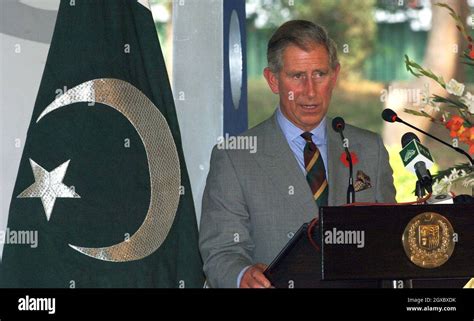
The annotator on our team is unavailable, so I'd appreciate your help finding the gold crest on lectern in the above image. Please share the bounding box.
[402,212,455,268]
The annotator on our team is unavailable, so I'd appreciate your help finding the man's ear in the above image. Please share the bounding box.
[331,63,341,87]
[263,67,280,94]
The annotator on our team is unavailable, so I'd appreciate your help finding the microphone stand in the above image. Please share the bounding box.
[337,130,355,204]
[415,181,425,201]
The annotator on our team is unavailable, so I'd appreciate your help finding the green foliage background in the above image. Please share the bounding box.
[289,0,377,79]
[247,0,377,79]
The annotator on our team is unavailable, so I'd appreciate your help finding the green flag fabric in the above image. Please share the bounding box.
[0,0,204,288]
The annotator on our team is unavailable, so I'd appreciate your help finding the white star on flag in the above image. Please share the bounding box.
[17,159,80,221]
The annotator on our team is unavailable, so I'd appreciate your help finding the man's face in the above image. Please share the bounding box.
[264,43,340,132]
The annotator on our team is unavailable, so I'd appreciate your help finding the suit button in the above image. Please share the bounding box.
[287,232,294,238]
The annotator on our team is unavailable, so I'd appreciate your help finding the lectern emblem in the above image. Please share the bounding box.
[402,212,455,268]
[419,224,440,250]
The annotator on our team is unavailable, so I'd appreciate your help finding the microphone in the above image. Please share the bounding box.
[400,132,434,193]
[332,117,355,204]
[381,108,398,123]
[382,108,474,165]
[332,117,345,132]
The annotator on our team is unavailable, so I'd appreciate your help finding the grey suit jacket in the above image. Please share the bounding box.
[199,111,396,288]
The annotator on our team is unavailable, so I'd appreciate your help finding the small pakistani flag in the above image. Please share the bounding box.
[0,0,204,288]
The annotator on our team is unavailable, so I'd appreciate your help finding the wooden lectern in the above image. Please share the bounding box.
[264,204,474,288]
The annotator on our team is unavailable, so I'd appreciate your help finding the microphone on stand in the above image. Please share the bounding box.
[332,117,355,204]
[400,132,434,196]
[383,108,474,204]
[382,108,474,165]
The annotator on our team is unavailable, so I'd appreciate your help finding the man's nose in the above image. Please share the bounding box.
[304,78,316,98]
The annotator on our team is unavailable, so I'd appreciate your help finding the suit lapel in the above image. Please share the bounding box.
[253,112,318,220]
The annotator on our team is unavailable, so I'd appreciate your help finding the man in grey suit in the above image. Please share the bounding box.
[199,20,396,288]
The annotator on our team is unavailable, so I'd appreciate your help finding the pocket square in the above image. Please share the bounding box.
[354,170,372,192]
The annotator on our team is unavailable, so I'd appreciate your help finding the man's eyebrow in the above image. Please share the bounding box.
[285,70,304,74]
[312,68,329,73]
[285,68,328,75]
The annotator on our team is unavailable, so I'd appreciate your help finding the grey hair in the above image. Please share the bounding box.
[267,20,339,73]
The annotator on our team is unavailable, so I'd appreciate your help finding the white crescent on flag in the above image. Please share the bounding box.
[137,0,151,11]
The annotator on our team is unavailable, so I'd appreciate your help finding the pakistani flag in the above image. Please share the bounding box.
[0,0,204,287]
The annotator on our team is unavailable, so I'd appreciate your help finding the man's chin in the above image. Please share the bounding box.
[297,116,323,131]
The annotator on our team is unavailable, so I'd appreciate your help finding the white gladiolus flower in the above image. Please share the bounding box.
[432,181,444,195]
[462,178,474,188]
[432,177,453,195]
[460,91,474,114]
[449,168,460,180]
[441,176,452,186]
[446,79,465,96]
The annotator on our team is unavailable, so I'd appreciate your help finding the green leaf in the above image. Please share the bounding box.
[432,94,468,109]
[403,108,436,121]
[403,108,427,117]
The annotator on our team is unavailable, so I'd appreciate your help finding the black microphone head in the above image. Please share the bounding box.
[332,117,345,132]
[401,132,420,147]
[382,109,398,123]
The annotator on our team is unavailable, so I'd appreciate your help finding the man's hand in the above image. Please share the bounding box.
[239,263,272,288]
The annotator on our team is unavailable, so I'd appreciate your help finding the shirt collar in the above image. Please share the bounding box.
[276,106,327,145]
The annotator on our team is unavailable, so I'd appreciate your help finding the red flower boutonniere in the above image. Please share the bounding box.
[340,151,359,168]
